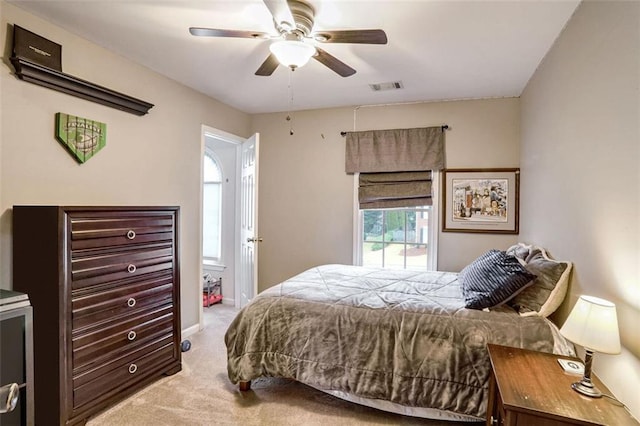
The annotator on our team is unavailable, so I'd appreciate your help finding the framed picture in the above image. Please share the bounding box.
[442,168,520,234]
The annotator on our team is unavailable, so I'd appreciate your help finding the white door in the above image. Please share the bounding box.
[239,134,259,308]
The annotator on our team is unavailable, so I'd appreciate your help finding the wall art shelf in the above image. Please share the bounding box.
[10,57,154,116]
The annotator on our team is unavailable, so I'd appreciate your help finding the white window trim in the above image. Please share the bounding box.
[352,174,362,265]
[203,149,223,263]
[429,171,440,270]
[203,260,226,273]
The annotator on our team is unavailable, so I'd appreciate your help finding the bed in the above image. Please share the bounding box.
[224,244,575,421]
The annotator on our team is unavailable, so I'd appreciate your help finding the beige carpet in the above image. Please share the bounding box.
[87,304,479,426]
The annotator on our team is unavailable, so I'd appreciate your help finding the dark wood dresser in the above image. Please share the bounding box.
[12,206,181,426]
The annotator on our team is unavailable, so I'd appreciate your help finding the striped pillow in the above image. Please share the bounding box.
[460,250,537,310]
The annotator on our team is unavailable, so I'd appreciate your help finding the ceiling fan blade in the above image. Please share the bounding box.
[255,54,280,76]
[313,47,356,77]
[189,27,270,39]
[313,29,387,44]
[263,0,295,30]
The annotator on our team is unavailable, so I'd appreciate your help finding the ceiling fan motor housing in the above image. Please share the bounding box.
[287,0,315,37]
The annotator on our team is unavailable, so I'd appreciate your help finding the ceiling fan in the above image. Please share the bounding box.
[189,0,387,77]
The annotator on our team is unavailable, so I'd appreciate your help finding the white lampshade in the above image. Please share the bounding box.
[560,295,621,354]
[269,40,316,69]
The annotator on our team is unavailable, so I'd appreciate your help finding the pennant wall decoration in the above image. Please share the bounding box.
[55,113,106,163]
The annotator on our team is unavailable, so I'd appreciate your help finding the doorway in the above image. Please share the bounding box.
[200,126,240,330]
[199,126,259,330]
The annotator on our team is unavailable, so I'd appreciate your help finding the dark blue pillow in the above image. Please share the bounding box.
[460,250,537,310]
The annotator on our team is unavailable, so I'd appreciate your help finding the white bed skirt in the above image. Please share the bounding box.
[308,384,483,423]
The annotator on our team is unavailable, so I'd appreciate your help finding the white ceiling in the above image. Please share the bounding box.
[9,0,580,114]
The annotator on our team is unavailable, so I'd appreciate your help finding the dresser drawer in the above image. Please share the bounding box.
[72,273,173,314]
[73,337,175,409]
[73,306,174,370]
[72,278,174,331]
[69,212,175,251]
[71,244,174,290]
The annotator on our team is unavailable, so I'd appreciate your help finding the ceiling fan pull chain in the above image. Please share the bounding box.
[287,68,294,135]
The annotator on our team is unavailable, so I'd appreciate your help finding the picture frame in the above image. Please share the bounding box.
[442,168,520,234]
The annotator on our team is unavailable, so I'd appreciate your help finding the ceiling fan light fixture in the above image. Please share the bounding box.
[269,40,316,69]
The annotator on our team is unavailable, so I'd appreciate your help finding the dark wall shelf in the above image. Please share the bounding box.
[10,57,154,116]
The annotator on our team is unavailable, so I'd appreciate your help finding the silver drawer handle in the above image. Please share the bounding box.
[128,364,138,374]
[127,330,137,341]
[126,230,136,240]
[0,383,19,414]
[127,264,137,273]
[127,297,136,307]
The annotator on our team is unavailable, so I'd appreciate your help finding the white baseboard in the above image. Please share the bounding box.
[181,323,200,340]
[221,297,235,306]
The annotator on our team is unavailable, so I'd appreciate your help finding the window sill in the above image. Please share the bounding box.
[203,261,226,272]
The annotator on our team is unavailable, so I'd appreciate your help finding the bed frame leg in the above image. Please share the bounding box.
[239,381,251,391]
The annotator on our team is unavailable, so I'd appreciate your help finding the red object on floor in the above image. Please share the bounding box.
[203,293,223,307]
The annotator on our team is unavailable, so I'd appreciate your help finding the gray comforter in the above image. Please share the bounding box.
[225,264,574,419]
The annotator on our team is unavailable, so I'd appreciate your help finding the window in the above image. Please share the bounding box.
[203,152,222,261]
[360,207,433,270]
[356,173,438,271]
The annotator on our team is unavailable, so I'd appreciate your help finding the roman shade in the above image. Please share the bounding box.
[345,126,445,209]
[359,171,433,209]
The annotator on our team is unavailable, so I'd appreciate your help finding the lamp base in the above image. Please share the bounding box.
[571,380,603,398]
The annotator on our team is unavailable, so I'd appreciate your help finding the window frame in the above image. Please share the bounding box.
[353,172,439,270]
[203,149,223,263]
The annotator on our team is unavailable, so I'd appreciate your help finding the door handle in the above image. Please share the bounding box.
[0,383,19,414]
[246,237,263,243]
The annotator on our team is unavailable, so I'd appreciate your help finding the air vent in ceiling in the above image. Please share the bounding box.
[369,81,404,91]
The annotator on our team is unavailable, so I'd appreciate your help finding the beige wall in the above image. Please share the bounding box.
[0,2,251,330]
[252,98,521,290]
[520,1,639,417]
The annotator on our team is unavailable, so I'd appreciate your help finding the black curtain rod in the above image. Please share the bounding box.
[340,125,449,137]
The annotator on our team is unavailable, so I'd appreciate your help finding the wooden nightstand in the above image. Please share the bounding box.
[486,344,638,426]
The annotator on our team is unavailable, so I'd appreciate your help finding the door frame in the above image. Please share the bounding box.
[199,125,244,330]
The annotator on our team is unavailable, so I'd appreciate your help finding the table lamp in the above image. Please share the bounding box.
[559,295,621,397]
